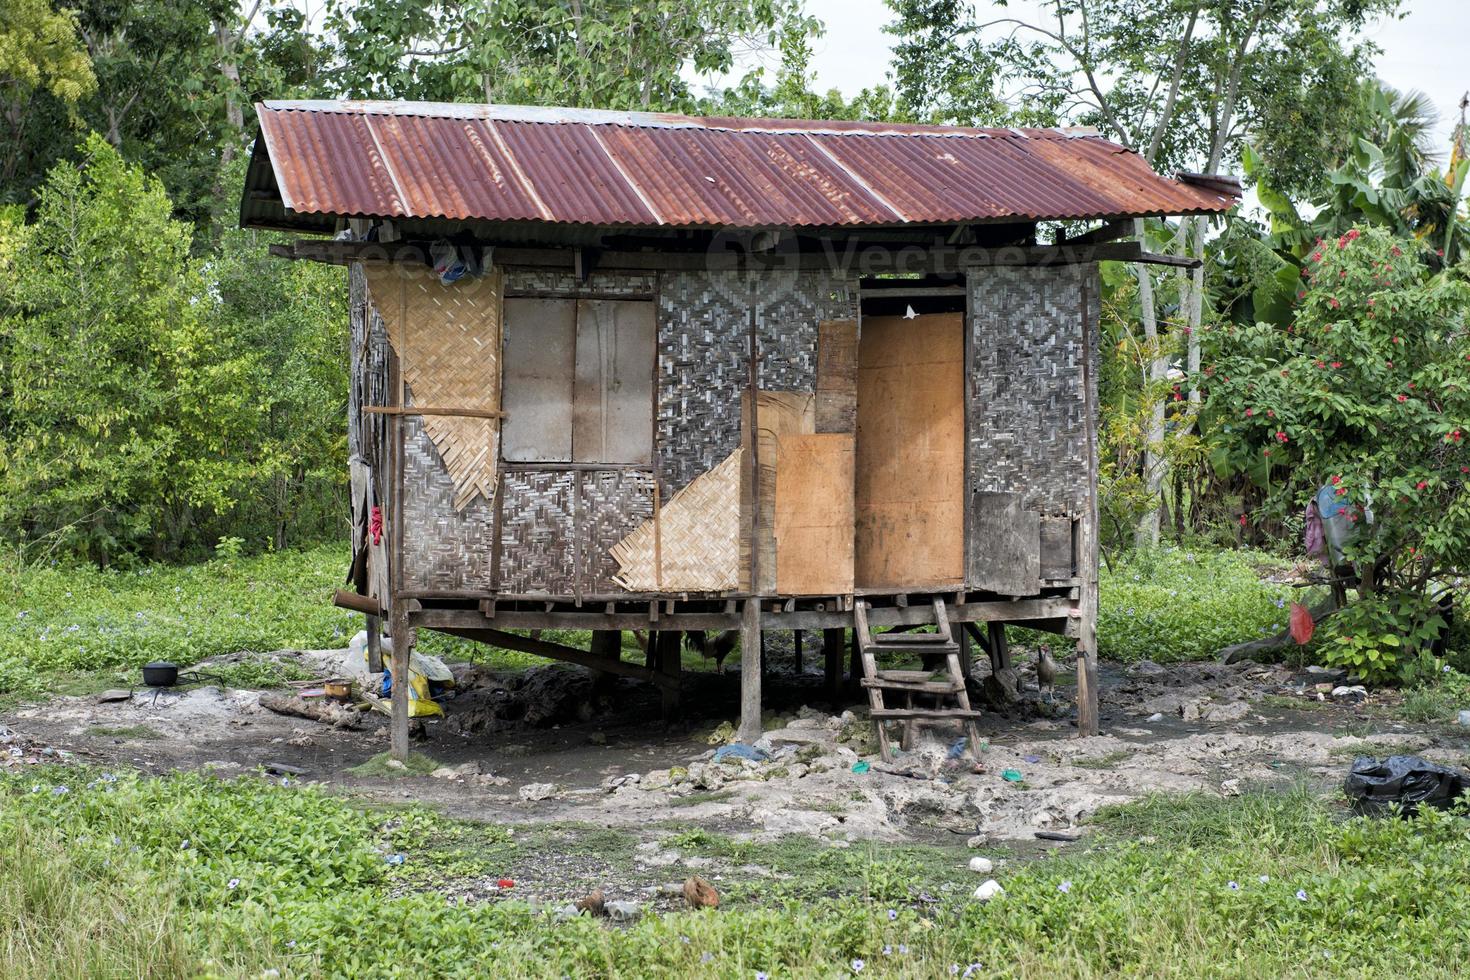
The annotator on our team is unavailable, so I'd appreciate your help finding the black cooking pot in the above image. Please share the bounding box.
[142,661,179,687]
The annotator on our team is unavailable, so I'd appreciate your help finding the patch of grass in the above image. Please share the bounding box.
[347,751,441,777]
[1089,546,1304,663]
[84,724,162,740]
[8,768,1470,977]
[1070,749,1132,769]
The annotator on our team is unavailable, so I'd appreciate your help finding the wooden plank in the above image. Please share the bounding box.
[1039,516,1076,580]
[815,320,858,433]
[854,313,965,589]
[573,299,655,464]
[441,626,675,688]
[1076,274,1101,737]
[737,598,762,742]
[774,433,855,595]
[501,297,576,461]
[741,391,815,593]
[969,490,1042,595]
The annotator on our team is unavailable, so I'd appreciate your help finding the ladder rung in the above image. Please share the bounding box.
[872,633,950,645]
[871,707,983,720]
[862,678,963,694]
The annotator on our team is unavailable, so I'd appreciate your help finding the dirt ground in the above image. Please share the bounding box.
[6,644,1466,855]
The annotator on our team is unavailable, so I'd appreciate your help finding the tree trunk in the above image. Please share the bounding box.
[1133,218,1167,549]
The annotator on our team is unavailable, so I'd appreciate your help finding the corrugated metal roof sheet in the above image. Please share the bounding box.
[243,100,1238,232]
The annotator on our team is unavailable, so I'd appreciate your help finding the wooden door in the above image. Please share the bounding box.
[854,313,965,590]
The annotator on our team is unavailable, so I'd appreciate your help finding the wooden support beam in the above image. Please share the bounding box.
[656,630,683,720]
[738,599,762,743]
[823,627,844,704]
[408,597,1073,635]
[441,626,676,689]
[273,238,1202,272]
[1076,275,1101,737]
[987,622,1012,672]
[362,405,507,420]
[388,608,411,762]
[589,629,621,697]
[333,589,383,616]
[366,613,383,674]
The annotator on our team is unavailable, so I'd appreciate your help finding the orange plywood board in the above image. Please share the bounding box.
[774,433,855,595]
[854,312,965,589]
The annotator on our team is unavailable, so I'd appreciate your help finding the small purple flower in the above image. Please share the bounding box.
[1296,889,1308,902]
[227,878,240,890]
[887,908,898,921]
[1228,881,1240,891]
[51,785,68,796]
[701,952,713,964]
[1057,880,1072,893]
[181,839,191,850]
[756,973,769,980]
[852,959,865,973]
[897,945,909,955]
[963,966,984,979]
[680,936,690,944]
[1259,875,1269,883]
[882,945,892,956]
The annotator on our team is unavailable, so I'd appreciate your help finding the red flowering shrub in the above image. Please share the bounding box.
[1196,226,1470,675]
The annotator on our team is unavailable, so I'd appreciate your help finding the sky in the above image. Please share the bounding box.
[789,0,1466,155]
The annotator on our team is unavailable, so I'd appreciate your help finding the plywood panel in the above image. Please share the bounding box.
[741,390,815,592]
[816,319,858,433]
[574,300,655,464]
[502,297,575,462]
[969,490,1041,595]
[775,433,855,595]
[1039,515,1076,580]
[855,313,965,589]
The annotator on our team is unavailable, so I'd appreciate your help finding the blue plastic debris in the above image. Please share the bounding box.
[713,743,770,763]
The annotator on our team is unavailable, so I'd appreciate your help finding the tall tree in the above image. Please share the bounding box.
[323,0,806,109]
[0,0,95,205]
[886,0,1400,546]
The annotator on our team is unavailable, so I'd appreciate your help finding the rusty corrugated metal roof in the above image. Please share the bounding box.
[243,100,1238,233]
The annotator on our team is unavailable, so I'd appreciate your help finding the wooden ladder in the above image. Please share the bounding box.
[855,598,983,762]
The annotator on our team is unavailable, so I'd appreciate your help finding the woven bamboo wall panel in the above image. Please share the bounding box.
[579,469,656,593]
[400,412,496,592]
[365,264,504,510]
[611,449,743,592]
[656,269,858,495]
[496,470,577,594]
[965,264,1099,516]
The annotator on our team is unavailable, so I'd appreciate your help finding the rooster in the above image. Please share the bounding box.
[1037,644,1059,701]
[683,630,738,673]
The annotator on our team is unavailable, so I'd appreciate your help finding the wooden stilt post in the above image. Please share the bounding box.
[366,613,383,673]
[657,630,682,721]
[590,629,621,698]
[389,607,411,761]
[738,599,762,743]
[1076,273,1101,737]
[823,627,844,704]
[848,627,861,694]
[987,622,1012,672]
[957,620,971,680]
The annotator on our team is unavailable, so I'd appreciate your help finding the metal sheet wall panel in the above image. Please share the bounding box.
[573,300,655,465]
[501,298,576,462]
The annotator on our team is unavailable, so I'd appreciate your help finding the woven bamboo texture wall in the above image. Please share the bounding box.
[611,450,742,592]
[365,265,504,510]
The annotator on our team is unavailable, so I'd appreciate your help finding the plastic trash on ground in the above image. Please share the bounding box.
[1344,755,1470,816]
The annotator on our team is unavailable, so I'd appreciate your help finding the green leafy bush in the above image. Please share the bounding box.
[1096,547,1298,662]
[1319,591,1450,685]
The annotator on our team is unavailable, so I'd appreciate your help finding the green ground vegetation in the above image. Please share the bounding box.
[4,768,1470,978]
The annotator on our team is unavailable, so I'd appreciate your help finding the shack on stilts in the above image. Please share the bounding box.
[240,101,1240,760]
